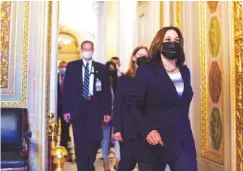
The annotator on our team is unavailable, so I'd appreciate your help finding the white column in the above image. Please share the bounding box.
[163,1,172,26]
[28,1,59,170]
[27,2,40,170]
[93,1,106,64]
[118,1,137,72]
[28,1,49,170]
[152,1,161,34]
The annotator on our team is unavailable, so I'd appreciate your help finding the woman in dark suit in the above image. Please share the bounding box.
[134,26,197,171]
[113,46,150,171]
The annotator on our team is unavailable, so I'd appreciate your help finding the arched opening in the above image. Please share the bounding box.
[58,31,80,62]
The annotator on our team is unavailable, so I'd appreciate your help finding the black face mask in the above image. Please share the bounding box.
[161,42,181,60]
[136,56,148,66]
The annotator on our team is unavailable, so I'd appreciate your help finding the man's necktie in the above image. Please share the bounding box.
[82,63,90,99]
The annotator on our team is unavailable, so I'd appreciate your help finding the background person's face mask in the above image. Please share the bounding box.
[136,56,148,66]
[83,51,93,60]
[161,42,181,60]
[59,68,66,75]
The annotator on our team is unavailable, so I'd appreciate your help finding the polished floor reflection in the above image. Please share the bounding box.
[60,123,172,171]
[64,148,139,171]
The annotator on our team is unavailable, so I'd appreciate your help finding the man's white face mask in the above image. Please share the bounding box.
[117,66,123,76]
[116,65,121,71]
[83,51,93,60]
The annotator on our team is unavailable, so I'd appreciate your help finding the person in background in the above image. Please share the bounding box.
[62,40,112,171]
[109,57,121,170]
[134,27,197,171]
[113,46,150,171]
[57,60,71,161]
[111,57,123,77]
[101,61,118,171]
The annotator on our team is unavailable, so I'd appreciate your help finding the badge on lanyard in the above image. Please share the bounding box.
[96,78,102,92]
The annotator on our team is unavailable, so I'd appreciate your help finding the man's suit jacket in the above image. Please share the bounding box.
[62,59,111,140]
[57,73,63,117]
[133,63,196,163]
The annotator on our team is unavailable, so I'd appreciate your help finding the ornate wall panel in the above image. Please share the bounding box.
[200,1,227,165]
[233,2,243,171]
[0,1,29,108]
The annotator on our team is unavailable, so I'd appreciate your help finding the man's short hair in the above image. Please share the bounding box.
[59,60,67,67]
[111,56,119,61]
[81,40,94,49]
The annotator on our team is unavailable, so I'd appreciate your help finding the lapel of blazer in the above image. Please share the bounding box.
[154,65,191,101]
[93,61,98,94]
[156,65,179,99]
[78,59,83,89]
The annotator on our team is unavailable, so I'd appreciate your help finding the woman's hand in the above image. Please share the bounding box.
[113,132,123,142]
[146,130,164,146]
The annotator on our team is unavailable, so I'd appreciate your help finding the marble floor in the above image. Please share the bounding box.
[64,148,171,171]
[64,148,139,171]
[60,126,170,171]
[64,158,138,171]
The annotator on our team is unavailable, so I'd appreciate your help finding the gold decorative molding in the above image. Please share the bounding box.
[233,2,243,171]
[46,2,52,171]
[200,1,224,164]
[46,1,52,115]
[1,2,29,107]
[0,1,11,89]
[0,1,16,95]
[48,112,68,171]
[160,2,164,28]
[138,13,145,18]
[200,1,208,161]
[138,1,149,6]
[175,1,181,29]
[58,32,79,53]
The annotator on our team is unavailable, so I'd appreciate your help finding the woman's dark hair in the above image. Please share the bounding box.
[149,26,185,67]
[105,61,118,91]
[105,61,117,70]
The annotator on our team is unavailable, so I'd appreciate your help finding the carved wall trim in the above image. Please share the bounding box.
[200,1,208,162]
[46,1,52,116]
[0,2,29,108]
[160,2,164,28]
[175,1,182,29]
[233,2,243,171]
[0,1,12,93]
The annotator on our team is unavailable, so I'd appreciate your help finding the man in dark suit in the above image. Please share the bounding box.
[62,40,111,171]
[111,56,123,77]
[57,61,71,154]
